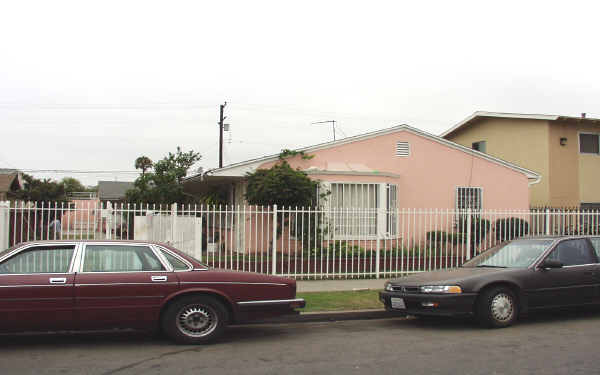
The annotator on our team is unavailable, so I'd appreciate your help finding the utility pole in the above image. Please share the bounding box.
[312,120,336,141]
[219,102,227,168]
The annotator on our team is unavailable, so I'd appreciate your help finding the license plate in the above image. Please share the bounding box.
[391,297,406,309]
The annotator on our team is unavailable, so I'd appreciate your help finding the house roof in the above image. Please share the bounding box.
[0,169,24,195]
[97,181,134,200]
[185,124,541,183]
[441,111,600,138]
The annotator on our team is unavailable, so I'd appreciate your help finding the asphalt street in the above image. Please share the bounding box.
[1,308,600,375]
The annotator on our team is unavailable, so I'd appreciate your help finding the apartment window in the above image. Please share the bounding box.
[456,187,483,211]
[579,133,599,154]
[472,141,486,153]
[329,183,398,237]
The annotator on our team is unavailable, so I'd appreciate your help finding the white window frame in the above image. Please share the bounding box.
[323,182,398,240]
[455,186,483,211]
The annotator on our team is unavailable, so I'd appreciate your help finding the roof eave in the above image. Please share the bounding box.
[440,111,560,138]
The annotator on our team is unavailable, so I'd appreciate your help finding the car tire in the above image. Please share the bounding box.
[476,286,518,328]
[161,295,229,344]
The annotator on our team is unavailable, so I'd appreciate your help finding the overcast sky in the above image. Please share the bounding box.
[1,1,599,186]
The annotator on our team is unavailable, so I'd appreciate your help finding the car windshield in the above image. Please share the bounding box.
[462,239,555,268]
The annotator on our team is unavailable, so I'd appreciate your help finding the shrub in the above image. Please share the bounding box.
[457,216,491,246]
[494,217,529,241]
[426,231,461,245]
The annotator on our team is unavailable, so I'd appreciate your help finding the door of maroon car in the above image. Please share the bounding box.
[0,244,77,331]
[74,243,179,330]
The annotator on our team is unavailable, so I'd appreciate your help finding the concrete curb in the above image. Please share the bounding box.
[247,309,406,325]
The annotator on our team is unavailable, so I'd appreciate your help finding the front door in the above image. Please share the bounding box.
[74,243,179,330]
[0,244,77,331]
[526,239,599,308]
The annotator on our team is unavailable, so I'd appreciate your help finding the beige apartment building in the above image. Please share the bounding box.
[442,111,600,208]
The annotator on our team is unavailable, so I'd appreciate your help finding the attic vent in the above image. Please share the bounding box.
[396,141,410,157]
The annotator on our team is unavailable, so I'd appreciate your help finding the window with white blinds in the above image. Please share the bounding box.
[328,183,398,237]
[330,183,378,236]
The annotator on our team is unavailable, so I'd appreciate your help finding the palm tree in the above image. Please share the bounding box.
[134,156,153,176]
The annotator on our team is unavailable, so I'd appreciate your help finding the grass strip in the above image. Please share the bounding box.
[297,290,383,313]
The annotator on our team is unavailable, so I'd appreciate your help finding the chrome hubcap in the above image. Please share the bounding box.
[490,293,514,322]
[176,304,218,338]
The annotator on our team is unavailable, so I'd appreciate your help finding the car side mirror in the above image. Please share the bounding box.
[539,259,563,270]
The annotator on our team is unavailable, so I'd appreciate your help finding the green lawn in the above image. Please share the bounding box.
[297,290,383,312]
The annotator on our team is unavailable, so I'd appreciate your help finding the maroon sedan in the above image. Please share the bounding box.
[0,240,305,344]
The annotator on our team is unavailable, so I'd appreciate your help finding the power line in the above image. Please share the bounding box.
[0,100,450,127]
[19,169,140,174]
[0,103,217,110]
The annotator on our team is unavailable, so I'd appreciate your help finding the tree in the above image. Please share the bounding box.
[244,151,326,248]
[245,161,319,207]
[14,174,67,202]
[134,156,153,176]
[126,147,201,204]
[61,177,86,195]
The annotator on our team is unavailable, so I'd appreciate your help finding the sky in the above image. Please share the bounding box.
[1,0,599,186]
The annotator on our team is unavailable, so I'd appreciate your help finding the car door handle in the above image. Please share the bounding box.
[49,277,67,284]
[151,276,168,282]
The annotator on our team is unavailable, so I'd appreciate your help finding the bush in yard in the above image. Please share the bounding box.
[457,216,491,247]
[494,217,530,241]
[245,160,319,208]
[245,150,328,250]
[426,231,462,245]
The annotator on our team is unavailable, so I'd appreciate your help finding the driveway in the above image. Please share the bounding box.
[1,309,599,375]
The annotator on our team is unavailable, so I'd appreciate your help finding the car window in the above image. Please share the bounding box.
[589,238,600,259]
[159,249,190,271]
[462,240,554,268]
[0,246,75,274]
[83,245,165,272]
[546,239,598,266]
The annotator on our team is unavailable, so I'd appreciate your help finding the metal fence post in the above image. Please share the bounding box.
[272,204,277,275]
[545,208,551,236]
[375,231,381,279]
[466,208,472,260]
[171,203,178,245]
[0,201,10,251]
[195,214,203,262]
[104,202,113,240]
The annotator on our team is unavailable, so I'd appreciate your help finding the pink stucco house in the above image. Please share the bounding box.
[183,125,540,258]
[185,124,540,211]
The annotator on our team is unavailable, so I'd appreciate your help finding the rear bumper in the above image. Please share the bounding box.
[379,291,477,317]
[234,298,306,323]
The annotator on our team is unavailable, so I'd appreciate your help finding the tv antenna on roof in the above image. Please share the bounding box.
[311,120,337,141]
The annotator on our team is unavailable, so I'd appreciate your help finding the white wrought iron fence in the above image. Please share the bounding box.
[1,201,600,279]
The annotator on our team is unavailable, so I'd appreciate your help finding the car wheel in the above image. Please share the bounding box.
[477,287,518,328]
[162,295,228,344]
